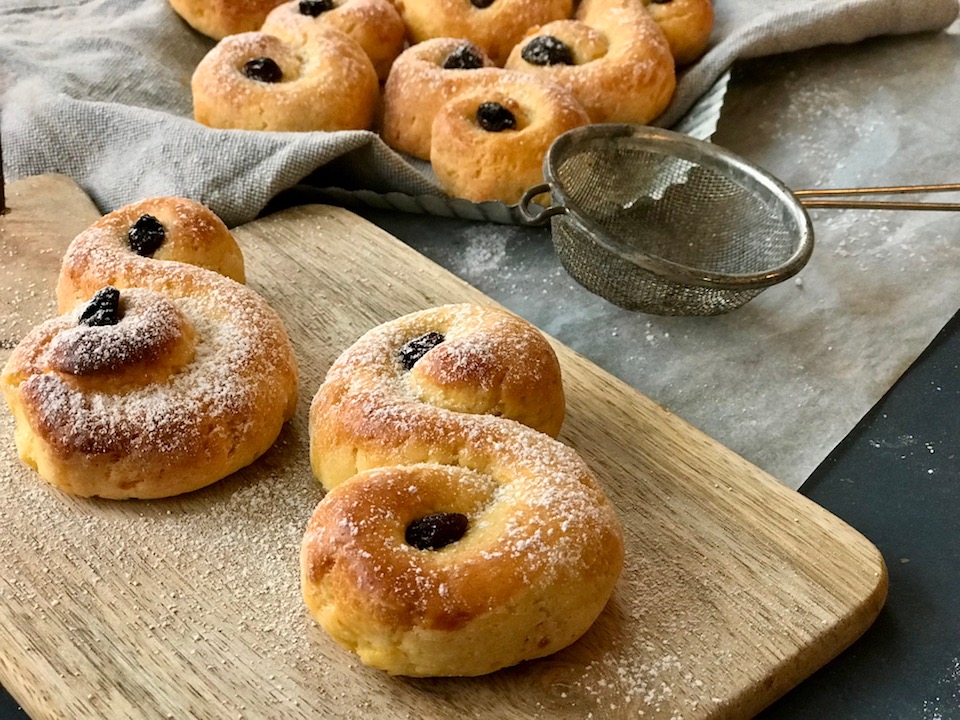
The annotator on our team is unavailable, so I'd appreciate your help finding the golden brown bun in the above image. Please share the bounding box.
[643,0,714,66]
[381,38,502,160]
[309,304,565,488]
[262,0,406,81]
[56,197,245,308]
[191,27,379,132]
[302,304,623,676]
[505,0,676,125]
[430,73,589,204]
[393,0,573,66]
[2,197,299,499]
[168,0,285,39]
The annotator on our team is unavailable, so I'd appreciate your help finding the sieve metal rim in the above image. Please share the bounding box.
[526,124,815,292]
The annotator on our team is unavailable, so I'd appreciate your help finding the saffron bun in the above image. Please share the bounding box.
[191,26,379,132]
[643,0,714,66]
[168,0,285,39]
[393,0,574,66]
[2,197,298,499]
[430,73,589,203]
[302,304,623,676]
[261,0,406,81]
[504,0,676,125]
[381,38,501,160]
[309,304,566,490]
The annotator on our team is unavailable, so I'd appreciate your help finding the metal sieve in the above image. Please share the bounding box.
[517,124,960,316]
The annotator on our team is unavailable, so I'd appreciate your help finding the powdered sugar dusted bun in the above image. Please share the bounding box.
[431,74,589,203]
[505,0,676,125]
[394,0,574,66]
[57,197,245,307]
[309,304,565,489]
[191,27,378,132]
[382,38,503,160]
[302,304,623,676]
[262,0,406,81]
[2,198,299,499]
[643,0,714,66]
[168,0,285,39]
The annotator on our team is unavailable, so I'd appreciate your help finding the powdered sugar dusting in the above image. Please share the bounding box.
[20,293,258,456]
[46,290,187,376]
[303,304,622,675]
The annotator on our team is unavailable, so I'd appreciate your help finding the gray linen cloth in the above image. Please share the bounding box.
[2,0,957,227]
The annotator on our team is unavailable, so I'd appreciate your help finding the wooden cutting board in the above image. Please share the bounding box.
[0,175,887,719]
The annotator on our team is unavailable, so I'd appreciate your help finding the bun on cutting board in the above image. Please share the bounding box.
[302,304,623,676]
[1,197,298,499]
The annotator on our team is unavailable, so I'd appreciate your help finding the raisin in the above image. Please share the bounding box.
[442,44,485,70]
[470,0,495,7]
[398,331,444,370]
[520,35,575,66]
[79,286,122,327]
[242,57,283,83]
[406,513,469,550]
[127,214,166,257]
[298,0,335,15]
[476,102,516,132]
[650,0,673,3]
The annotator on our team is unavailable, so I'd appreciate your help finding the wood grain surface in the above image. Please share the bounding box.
[0,176,888,719]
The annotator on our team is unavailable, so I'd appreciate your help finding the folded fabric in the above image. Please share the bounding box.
[1,0,957,227]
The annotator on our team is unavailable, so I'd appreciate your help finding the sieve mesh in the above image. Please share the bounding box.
[530,125,814,315]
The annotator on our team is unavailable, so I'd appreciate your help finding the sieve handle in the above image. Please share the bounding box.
[794,183,960,210]
[516,183,567,226]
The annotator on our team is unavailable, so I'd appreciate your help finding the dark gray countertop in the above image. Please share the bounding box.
[3,23,960,720]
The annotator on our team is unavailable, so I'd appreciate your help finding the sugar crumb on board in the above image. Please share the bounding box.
[0,399,727,718]
[0,406,331,697]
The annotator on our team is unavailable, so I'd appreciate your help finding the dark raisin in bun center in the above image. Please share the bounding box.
[127,214,166,257]
[298,0,336,15]
[442,43,485,70]
[469,0,496,8]
[405,513,469,550]
[242,57,283,83]
[521,35,575,66]
[79,286,122,327]
[476,102,517,132]
[398,331,445,370]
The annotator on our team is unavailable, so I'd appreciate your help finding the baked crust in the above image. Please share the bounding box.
[430,73,589,203]
[505,0,676,125]
[302,304,623,676]
[169,0,285,39]
[262,0,406,80]
[2,197,299,499]
[381,38,502,160]
[309,304,566,488]
[393,0,574,66]
[191,26,379,132]
[643,0,714,66]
